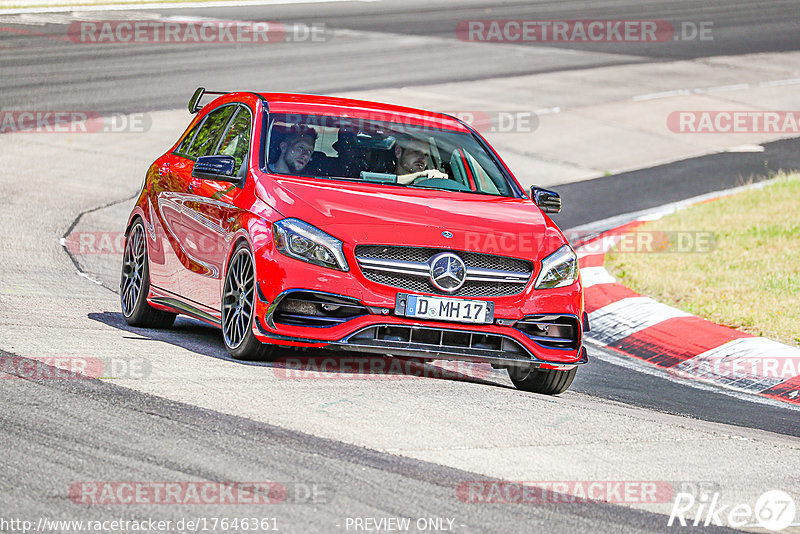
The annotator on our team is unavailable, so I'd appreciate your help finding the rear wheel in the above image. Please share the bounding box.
[508,365,576,395]
[221,242,278,361]
[120,220,176,328]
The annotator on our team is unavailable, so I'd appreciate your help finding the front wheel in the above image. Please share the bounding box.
[120,220,176,329]
[221,242,278,361]
[508,365,576,395]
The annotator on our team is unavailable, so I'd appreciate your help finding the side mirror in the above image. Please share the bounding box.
[192,155,238,183]
[531,186,561,213]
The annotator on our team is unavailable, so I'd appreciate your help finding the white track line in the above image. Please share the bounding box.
[579,266,616,288]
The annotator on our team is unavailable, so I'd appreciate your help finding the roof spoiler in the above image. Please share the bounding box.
[188,88,270,114]
[188,87,229,114]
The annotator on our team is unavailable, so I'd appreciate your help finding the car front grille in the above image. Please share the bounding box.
[354,245,534,297]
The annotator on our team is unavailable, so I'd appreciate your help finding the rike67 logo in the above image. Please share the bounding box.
[669,490,796,531]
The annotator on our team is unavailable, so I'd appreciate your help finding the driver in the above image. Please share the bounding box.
[274,124,318,175]
[393,134,448,185]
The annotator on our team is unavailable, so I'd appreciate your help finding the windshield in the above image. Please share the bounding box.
[264,113,516,197]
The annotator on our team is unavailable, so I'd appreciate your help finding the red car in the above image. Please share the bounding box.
[121,88,588,394]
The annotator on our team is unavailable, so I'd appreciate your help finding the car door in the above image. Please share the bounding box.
[181,104,252,311]
[166,104,237,305]
[147,124,199,293]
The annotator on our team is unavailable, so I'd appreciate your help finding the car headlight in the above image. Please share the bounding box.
[534,244,578,289]
[273,218,349,271]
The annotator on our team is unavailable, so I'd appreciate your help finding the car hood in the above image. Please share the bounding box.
[256,176,567,259]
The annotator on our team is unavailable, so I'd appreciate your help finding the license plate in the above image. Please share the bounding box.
[395,293,494,324]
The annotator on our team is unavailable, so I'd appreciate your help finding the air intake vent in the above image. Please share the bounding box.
[514,315,581,349]
[272,291,368,328]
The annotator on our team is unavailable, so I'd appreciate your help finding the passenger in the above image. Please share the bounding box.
[393,134,448,184]
[274,124,318,175]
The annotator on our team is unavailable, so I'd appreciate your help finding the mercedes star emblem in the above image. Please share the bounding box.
[429,252,467,292]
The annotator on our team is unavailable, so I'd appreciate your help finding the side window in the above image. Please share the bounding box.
[176,119,203,155]
[186,105,236,159]
[465,150,501,195]
[217,106,252,175]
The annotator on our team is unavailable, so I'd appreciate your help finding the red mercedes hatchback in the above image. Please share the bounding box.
[121,88,588,394]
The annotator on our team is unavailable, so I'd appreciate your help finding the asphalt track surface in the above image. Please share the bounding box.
[2,349,745,534]
[1,1,800,532]
[2,0,800,113]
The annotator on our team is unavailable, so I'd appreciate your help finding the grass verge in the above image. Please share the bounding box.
[605,173,800,347]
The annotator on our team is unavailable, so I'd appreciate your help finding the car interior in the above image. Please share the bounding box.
[265,118,507,196]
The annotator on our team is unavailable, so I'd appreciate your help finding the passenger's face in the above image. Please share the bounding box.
[396,140,430,174]
[281,136,315,173]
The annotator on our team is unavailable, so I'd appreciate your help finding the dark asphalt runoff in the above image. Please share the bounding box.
[553,136,800,229]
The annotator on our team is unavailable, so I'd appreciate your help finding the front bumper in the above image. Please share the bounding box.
[330,325,590,370]
[253,285,588,370]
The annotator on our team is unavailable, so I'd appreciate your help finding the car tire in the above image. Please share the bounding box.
[508,365,576,395]
[221,242,278,361]
[120,219,177,329]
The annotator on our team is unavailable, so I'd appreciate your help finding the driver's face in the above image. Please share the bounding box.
[282,136,315,173]
[397,141,430,174]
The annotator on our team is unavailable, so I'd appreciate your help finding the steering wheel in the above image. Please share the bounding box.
[411,171,449,185]
[410,177,471,192]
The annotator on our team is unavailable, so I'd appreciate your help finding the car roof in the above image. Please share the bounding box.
[241,92,471,132]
